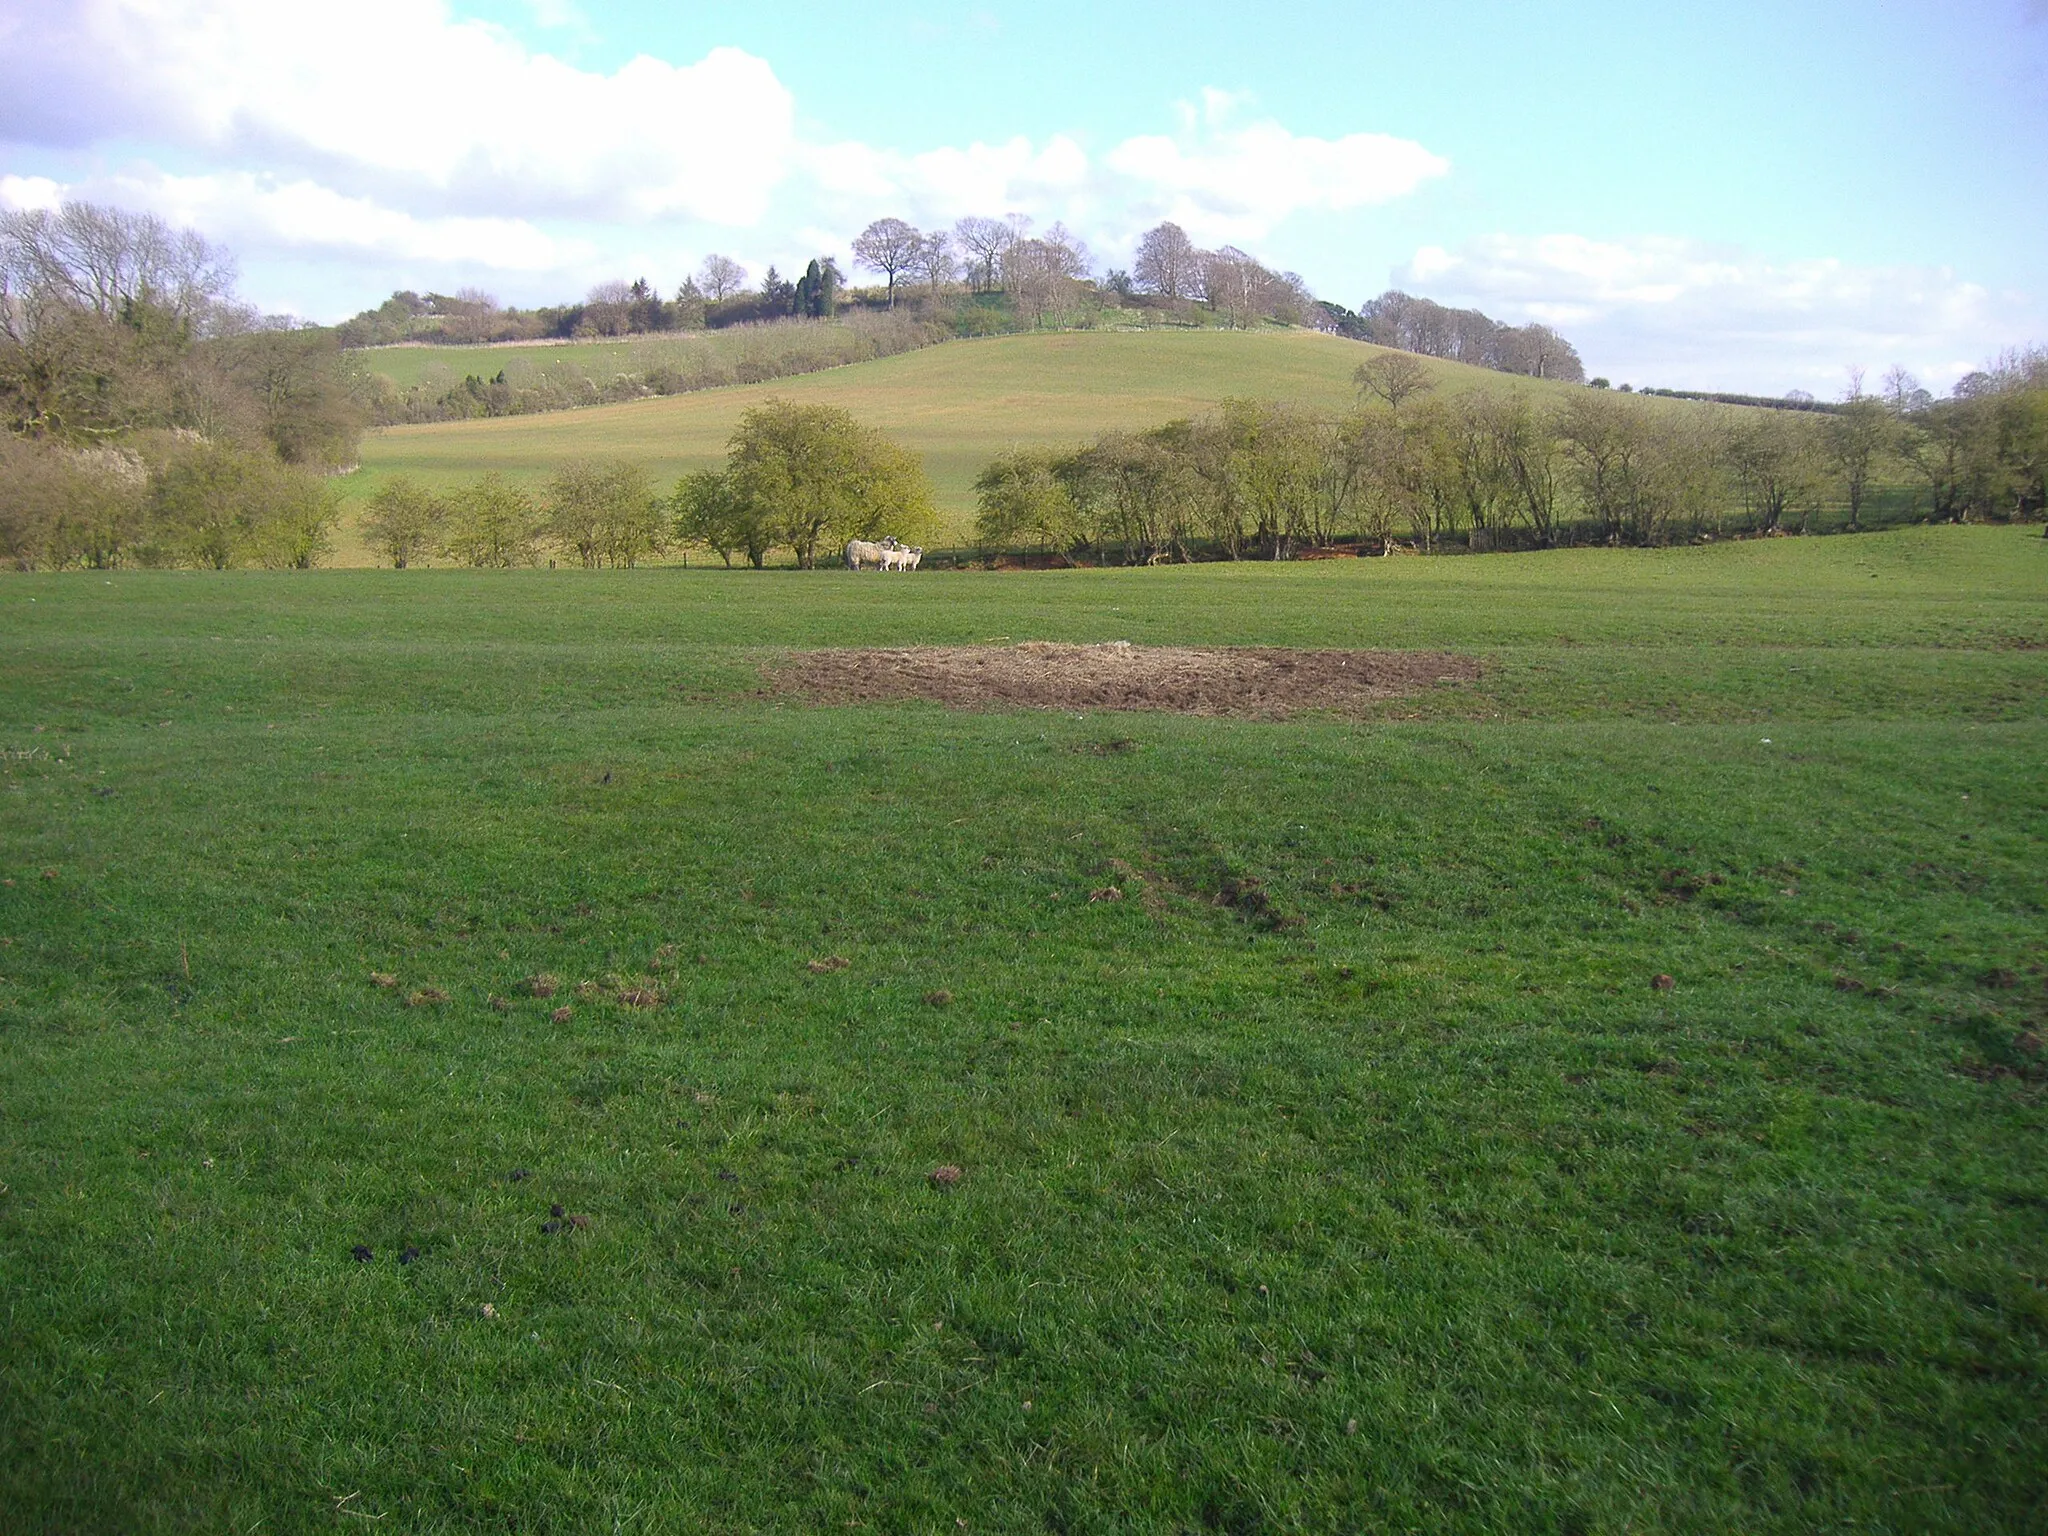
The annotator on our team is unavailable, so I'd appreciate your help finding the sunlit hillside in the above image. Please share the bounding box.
[346,329,1596,558]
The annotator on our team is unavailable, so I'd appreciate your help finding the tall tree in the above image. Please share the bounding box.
[1132,222,1199,300]
[725,399,936,567]
[794,258,842,319]
[952,217,1013,293]
[696,254,747,301]
[913,232,958,292]
[1824,375,1891,531]
[852,219,923,307]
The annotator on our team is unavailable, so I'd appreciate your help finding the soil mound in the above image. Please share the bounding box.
[775,642,1479,718]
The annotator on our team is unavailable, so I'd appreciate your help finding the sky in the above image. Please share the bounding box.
[1,0,2043,392]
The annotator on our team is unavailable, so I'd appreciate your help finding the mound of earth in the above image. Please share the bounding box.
[775,641,1480,718]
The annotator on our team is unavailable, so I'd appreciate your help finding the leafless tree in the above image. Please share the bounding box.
[1202,247,1282,329]
[913,231,958,292]
[1133,222,1199,300]
[1354,352,1436,414]
[0,201,236,333]
[953,217,1013,293]
[1001,224,1091,327]
[697,255,747,301]
[852,218,924,306]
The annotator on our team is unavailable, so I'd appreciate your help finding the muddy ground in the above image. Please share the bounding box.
[773,641,1481,718]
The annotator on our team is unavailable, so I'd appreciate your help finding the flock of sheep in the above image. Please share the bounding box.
[844,537,925,571]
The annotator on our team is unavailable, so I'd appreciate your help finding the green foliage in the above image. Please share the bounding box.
[542,460,666,569]
[0,436,149,570]
[359,477,446,569]
[440,473,540,567]
[972,448,1085,552]
[143,439,338,570]
[671,467,773,569]
[724,399,937,568]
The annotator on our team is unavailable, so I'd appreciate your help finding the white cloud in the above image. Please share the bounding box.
[0,1,798,225]
[133,172,588,272]
[0,174,65,212]
[0,1,1450,317]
[1395,233,2022,392]
[809,95,1448,252]
[1105,94,1449,244]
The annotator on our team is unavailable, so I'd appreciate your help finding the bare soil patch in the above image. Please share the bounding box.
[775,641,1479,718]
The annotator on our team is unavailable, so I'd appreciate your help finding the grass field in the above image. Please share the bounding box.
[361,336,688,392]
[3,527,2046,1531]
[347,329,1559,558]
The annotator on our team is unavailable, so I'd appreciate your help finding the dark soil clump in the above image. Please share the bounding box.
[775,642,1479,718]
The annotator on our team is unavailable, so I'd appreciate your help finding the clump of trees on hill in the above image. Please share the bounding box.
[359,401,935,572]
[973,351,2048,563]
[340,216,1337,355]
[0,201,368,569]
[1320,291,1586,383]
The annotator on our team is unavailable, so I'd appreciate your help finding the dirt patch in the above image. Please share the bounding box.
[774,642,1479,718]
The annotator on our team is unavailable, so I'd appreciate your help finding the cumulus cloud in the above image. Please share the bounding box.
[0,175,65,212]
[0,0,1449,316]
[1104,90,1449,243]
[136,172,588,271]
[1395,233,2021,392]
[0,0,798,225]
[809,92,1448,251]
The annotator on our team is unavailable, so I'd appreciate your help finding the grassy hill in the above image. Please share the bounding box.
[348,330,1582,559]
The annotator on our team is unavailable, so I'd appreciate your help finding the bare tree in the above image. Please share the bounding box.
[1001,226,1090,327]
[1354,352,1435,413]
[0,201,237,331]
[697,255,747,301]
[953,217,1013,293]
[1825,372,1891,531]
[913,231,958,292]
[1202,247,1282,329]
[1133,222,1199,300]
[852,219,924,306]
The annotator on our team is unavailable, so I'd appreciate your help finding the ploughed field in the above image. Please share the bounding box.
[2,527,2045,1532]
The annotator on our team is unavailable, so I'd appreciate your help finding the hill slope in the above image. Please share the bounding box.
[350,330,1587,555]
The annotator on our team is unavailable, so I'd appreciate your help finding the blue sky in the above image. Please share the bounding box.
[3,0,2042,390]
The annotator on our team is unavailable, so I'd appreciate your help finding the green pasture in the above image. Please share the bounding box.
[359,337,659,392]
[349,330,1563,550]
[3,526,2045,1531]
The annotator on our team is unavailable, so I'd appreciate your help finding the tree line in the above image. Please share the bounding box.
[359,400,936,573]
[972,350,2047,563]
[1318,291,1587,384]
[362,310,948,428]
[337,217,1345,352]
[1,201,368,570]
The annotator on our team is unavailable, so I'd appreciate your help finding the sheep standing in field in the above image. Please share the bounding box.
[880,545,924,571]
[844,536,900,571]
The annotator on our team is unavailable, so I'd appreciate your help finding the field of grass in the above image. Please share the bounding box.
[3,526,2045,1531]
[360,336,669,391]
[346,329,1557,558]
